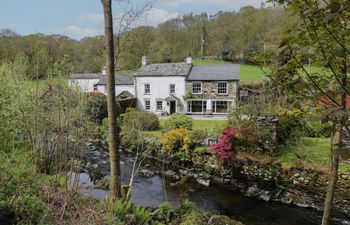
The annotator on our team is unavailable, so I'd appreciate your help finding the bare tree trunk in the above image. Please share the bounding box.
[321,55,347,225]
[101,0,121,200]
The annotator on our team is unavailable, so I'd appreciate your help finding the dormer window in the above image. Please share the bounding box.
[217,82,228,94]
[192,81,202,94]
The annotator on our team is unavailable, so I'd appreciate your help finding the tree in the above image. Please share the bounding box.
[101,0,121,200]
[267,1,349,224]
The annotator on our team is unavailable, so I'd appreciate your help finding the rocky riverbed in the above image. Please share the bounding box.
[70,141,350,225]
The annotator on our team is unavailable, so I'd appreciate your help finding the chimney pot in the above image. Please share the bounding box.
[186,54,192,65]
[142,56,148,66]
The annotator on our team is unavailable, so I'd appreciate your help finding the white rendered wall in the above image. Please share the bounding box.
[135,76,186,114]
[69,79,100,92]
[96,84,135,97]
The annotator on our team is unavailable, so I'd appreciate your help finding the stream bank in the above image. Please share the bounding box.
[70,141,350,225]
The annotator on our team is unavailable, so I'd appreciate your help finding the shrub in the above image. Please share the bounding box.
[183,129,208,151]
[163,114,193,131]
[85,95,108,124]
[161,128,189,155]
[117,98,137,114]
[304,121,332,138]
[210,128,241,160]
[125,107,136,113]
[122,111,159,131]
[277,108,305,145]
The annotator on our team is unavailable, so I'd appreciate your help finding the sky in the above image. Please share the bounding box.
[0,0,269,40]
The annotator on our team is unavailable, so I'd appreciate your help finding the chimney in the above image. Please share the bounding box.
[142,55,148,66]
[186,54,192,65]
[102,66,106,76]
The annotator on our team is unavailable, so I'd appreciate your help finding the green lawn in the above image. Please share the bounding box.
[148,119,227,138]
[277,137,350,171]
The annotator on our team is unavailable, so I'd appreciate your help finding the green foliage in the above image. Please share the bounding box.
[85,94,108,124]
[117,98,137,114]
[122,111,160,131]
[125,107,137,113]
[108,199,133,221]
[0,147,51,224]
[277,108,305,145]
[180,212,203,225]
[184,129,208,152]
[133,206,152,224]
[154,202,174,223]
[161,128,189,157]
[304,121,332,138]
[177,199,197,215]
[163,114,193,131]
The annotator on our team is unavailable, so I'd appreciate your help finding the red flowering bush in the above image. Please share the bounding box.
[210,128,241,160]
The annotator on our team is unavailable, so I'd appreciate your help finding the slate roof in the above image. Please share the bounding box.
[96,74,134,85]
[135,63,192,76]
[187,64,240,81]
[70,73,101,79]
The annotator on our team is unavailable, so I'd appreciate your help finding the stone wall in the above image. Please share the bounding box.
[256,117,278,154]
[185,81,238,100]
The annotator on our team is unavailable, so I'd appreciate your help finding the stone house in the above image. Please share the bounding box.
[135,56,240,115]
[185,64,240,114]
[69,56,240,115]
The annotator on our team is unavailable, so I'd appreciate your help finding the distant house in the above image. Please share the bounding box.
[69,56,240,115]
[69,68,135,99]
[69,73,101,93]
[96,74,135,98]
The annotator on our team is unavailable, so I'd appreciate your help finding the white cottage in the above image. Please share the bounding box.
[69,68,135,99]
[134,56,192,115]
[69,73,101,92]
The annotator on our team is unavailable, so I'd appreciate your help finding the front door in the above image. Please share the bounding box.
[170,101,176,114]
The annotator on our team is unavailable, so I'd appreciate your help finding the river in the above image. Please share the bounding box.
[69,144,350,225]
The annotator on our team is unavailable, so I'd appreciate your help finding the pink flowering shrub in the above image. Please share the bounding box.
[210,128,241,160]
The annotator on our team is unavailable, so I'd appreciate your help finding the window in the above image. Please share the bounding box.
[217,82,228,94]
[212,101,233,113]
[192,82,202,94]
[170,84,176,94]
[145,100,150,110]
[93,84,98,91]
[144,84,150,94]
[156,101,163,111]
[187,100,207,113]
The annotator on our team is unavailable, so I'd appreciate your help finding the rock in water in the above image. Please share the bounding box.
[196,178,210,187]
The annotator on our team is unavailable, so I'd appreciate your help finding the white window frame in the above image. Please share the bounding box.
[145,100,151,111]
[169,84,176,94]
[156,101,163,111]
[144,83,151,95]
[217,82,228,95]
[192,81,202,94]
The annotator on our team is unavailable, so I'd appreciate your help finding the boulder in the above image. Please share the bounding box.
[140,169,154,177]
[197,178,211,187]
[207,215,244,225]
